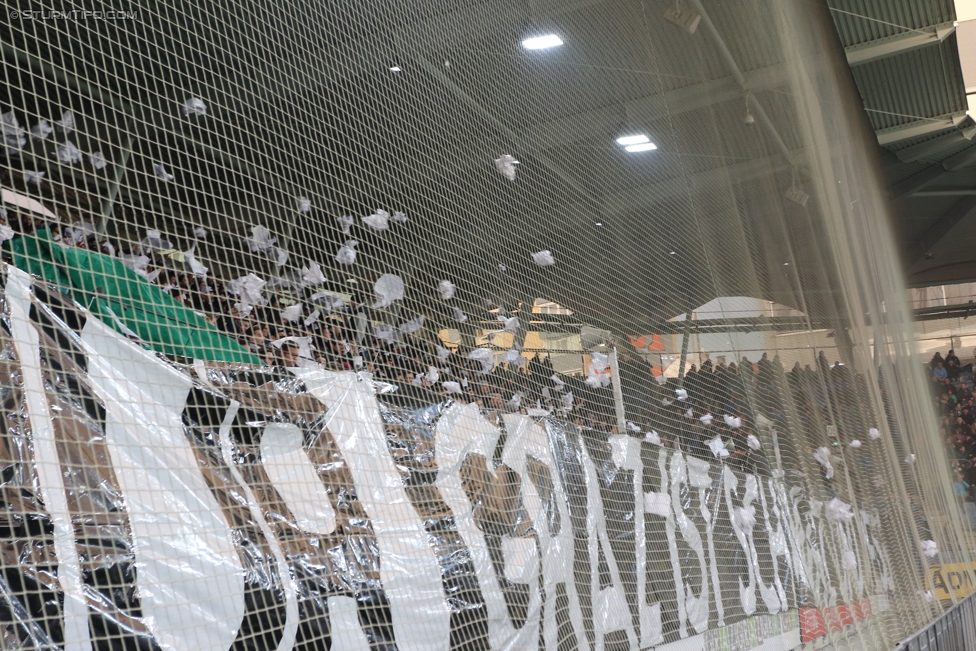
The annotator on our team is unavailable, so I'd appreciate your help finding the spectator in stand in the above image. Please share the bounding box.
[934,362,948,381]
[0,200,914,481]
[953,470,976,529]
[946,349,962,380]
[960,382,974,403]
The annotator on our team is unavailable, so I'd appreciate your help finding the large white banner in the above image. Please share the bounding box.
[0,270,896,651]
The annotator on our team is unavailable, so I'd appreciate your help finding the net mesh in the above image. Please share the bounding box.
[0,0,971,650]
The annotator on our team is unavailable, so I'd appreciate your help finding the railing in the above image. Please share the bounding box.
[895,592,976,651]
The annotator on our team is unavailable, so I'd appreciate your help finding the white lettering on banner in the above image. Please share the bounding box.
[789,489,836,607]
[295,369,451,651]
[861,513,895,594]
[831,518,864,604]
[671,453,710,635]
[655,445,687,639]
[260,422,338,535]
[217,403,299,651]
[502,415,583,651]
[79,316,245,651]
[691,456,725,628]
[17,300,885,651]
[611,435,663,647]
[645,491,672,517]
[758,478,790,610]
[580,441,638,650]
[723,467,757,616]
[433,403,538,651]
[742,475,782,614]
[772,482,811,598]
[6,268,92,651]
[328,596,371,651]
[686,457,712,490]
[501,537,539,582]
[644,446,673,644]
[807,505,838,606]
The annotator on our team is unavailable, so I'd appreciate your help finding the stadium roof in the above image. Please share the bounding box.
[1,0,900,335]
[829,0,976,288]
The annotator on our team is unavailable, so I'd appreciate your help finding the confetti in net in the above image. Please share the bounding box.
[0,1,969,649]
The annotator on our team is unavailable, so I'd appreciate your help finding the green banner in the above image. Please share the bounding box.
[4,229,259,364]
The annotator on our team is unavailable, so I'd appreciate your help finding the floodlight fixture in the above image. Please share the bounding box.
[625,142,658,152]
[785,186,810,207]
[616,134,649,146]
[785,167,809,207]
[522,34,563,50]
[664,1,701,35]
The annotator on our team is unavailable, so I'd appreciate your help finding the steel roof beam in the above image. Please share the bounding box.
[941,142,976,170]
[606,154,791,215]
[876,111,969,146]
[687,0,795,165]
[905,196,976,270]
[517,63,788,151]
[888,165,948,199]
[845,21,956,67]
[915,189,976,196]
[895,127,975,163]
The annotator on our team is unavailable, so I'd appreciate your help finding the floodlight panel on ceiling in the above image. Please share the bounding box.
[522,34,563,50]
[616,134,649,146]
[625,142,658,152]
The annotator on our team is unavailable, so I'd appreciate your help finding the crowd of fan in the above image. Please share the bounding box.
[929,350,976,515]
[0,209,888,479]
[2,210,618,421]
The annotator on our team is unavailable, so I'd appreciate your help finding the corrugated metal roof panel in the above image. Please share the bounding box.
[897,136,976,163]
[929,139,976,162]
[828,0,956,48]
[888,128,965,152]
[884,159,935,184]
[851,37,966,131]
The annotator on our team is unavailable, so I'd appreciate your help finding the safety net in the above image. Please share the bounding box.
[0,1,972,650]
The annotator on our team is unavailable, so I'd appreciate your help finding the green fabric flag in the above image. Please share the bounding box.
[4,229,260,364]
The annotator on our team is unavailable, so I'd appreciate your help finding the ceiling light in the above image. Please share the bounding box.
[743,95,755,124]
[664,3,701,34]
[522,34,563,50]
[785,167,809,207]
[616,134,649,146]
[625,142,658,152]
[595,222,603,226]
[785,185,810,207]
[669,251,677,255]
[389,66,402,72]
[783,262,790,266]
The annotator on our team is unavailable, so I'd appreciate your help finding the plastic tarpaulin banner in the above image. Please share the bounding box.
[0,266,897,651]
